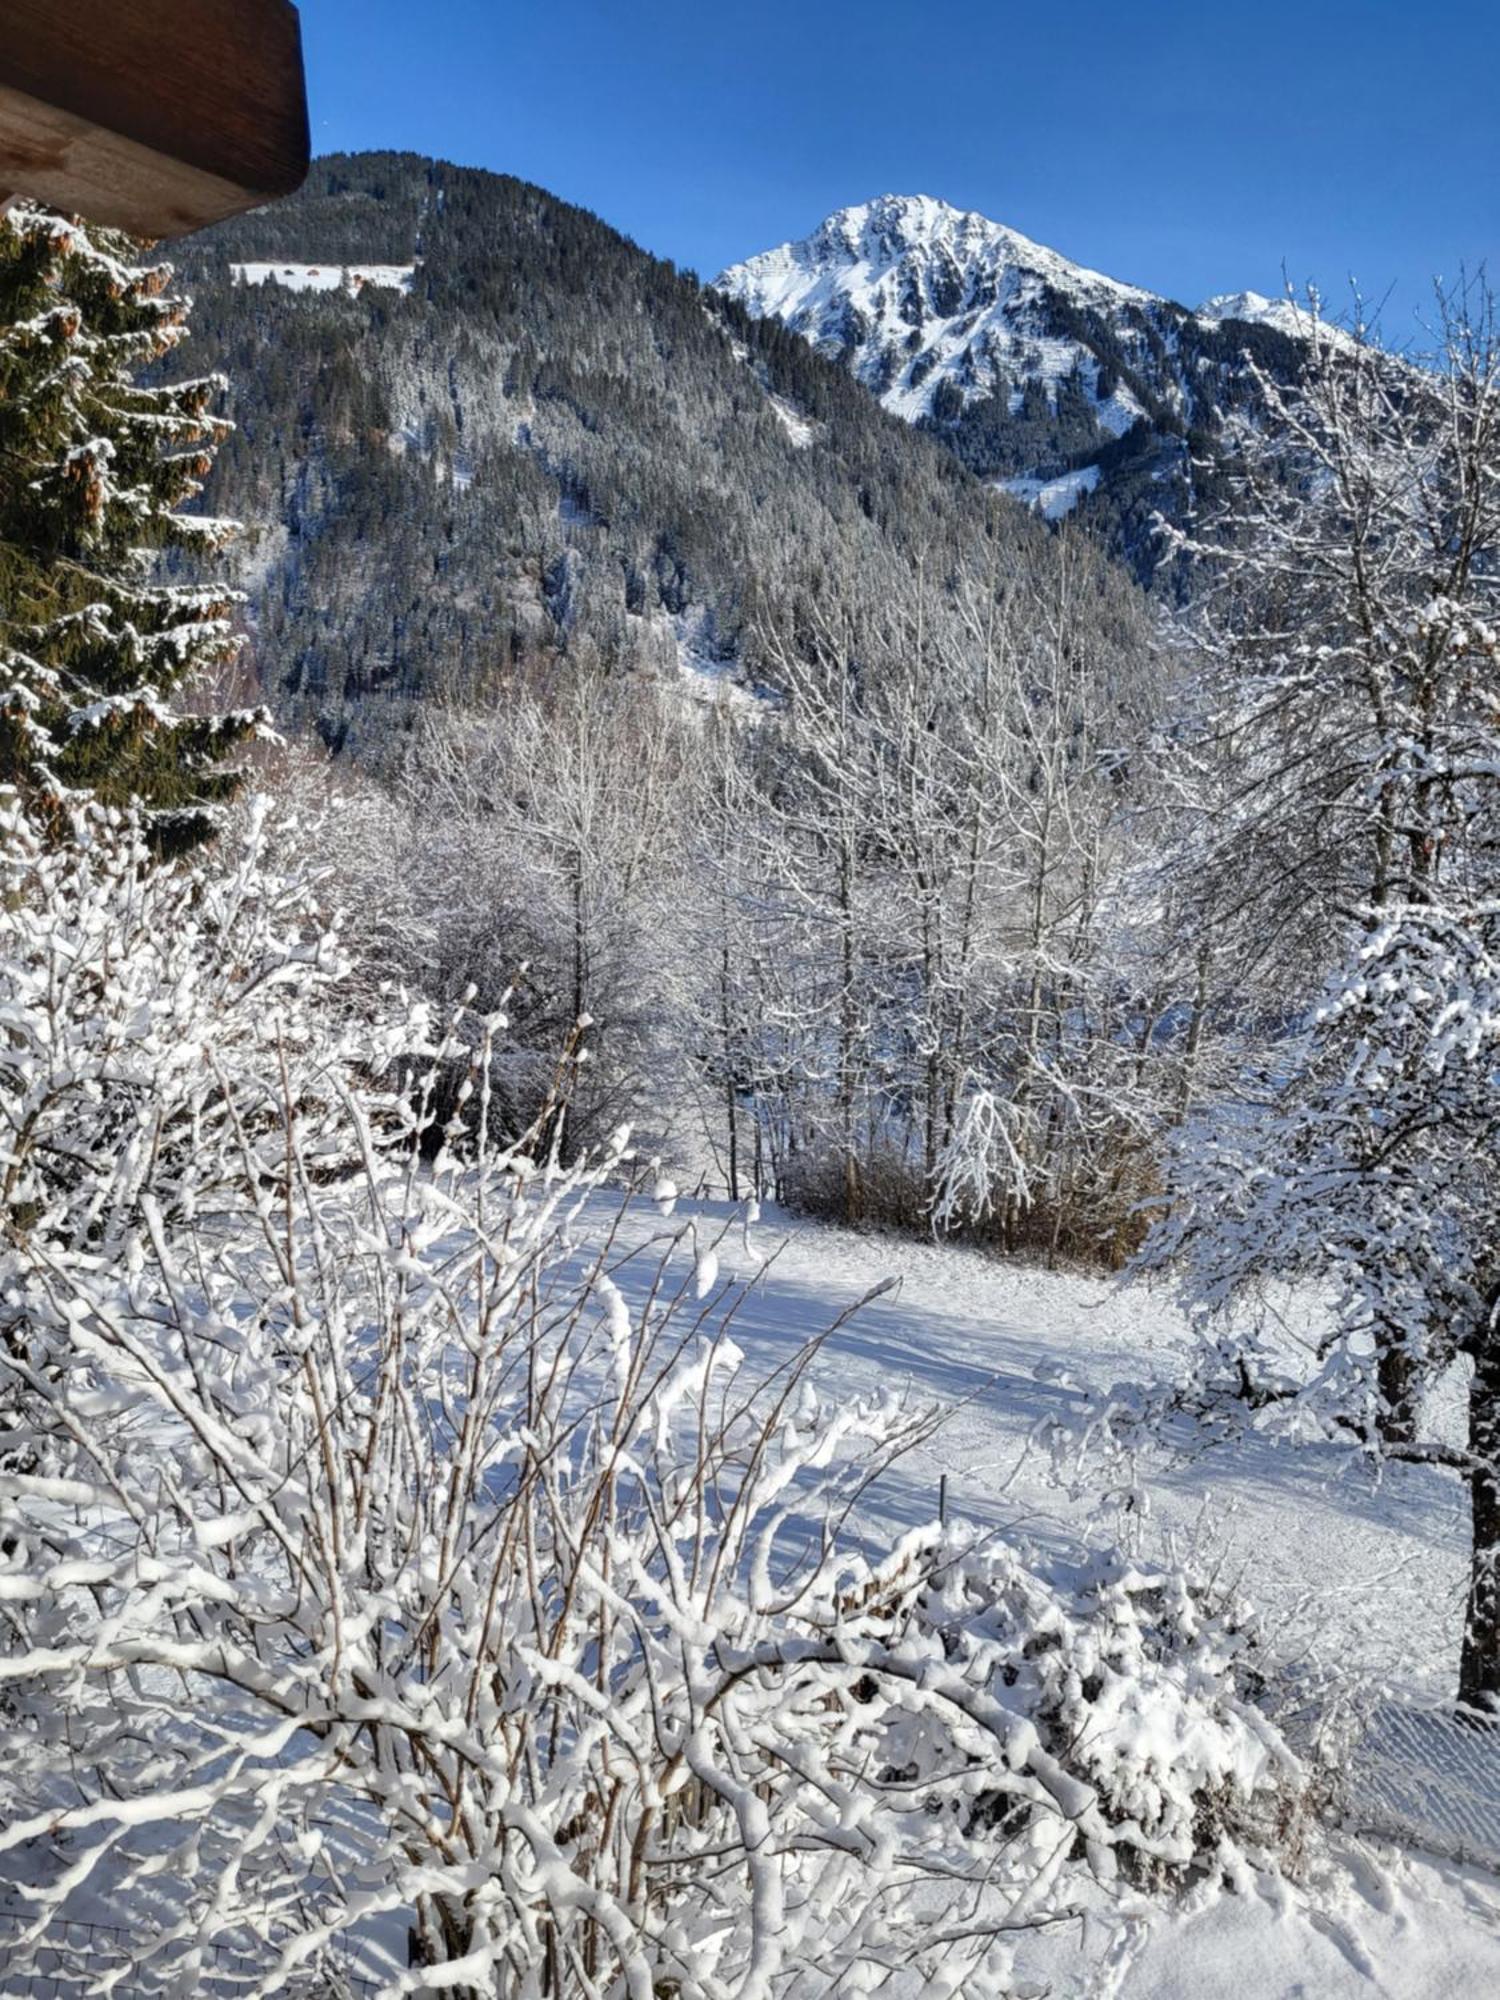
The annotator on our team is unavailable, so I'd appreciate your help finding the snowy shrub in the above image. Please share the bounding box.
[0,792,1306,1995]
[0,1151,1307,1998]
[931,1086,1160,1267]
[849,1531,1305,1891]
[0,790,418,1263]
[779,1133,932,1233]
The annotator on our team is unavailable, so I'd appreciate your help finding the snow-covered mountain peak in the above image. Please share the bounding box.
[806,192,1111,277]
[716,194,1160,428]
[1197,288,1363,355]
[723,193,1151,331]
[1198,289,1305,333]
[717,196,1345,580]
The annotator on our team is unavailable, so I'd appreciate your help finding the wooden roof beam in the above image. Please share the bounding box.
[0,1,309,239]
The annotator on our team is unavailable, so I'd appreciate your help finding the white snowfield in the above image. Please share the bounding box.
[230,262,415,296]
[767,390,817,446]
[588,1190,1499,1999]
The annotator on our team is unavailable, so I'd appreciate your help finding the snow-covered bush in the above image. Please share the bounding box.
[0,792,1307,1996]
[0,789,416,1263]
[851,1531,1303,1892]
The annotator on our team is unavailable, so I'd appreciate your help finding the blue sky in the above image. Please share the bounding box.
[301,1,1497,322]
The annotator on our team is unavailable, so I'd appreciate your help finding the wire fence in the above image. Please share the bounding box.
[1342,1693,1500,1868]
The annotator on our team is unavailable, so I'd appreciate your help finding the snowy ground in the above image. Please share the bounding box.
[602,1193,1469,1688]
[6,1184,1494,1997]
[581,1189,1500,1998]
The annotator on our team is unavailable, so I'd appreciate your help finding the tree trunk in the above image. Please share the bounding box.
[720,939,739,1202]
[1460,1296,1500,1714]
[725,1073,739,1204]
[1376,1336,1418,1449]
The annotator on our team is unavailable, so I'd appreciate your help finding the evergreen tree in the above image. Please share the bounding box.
[0,204,255,852]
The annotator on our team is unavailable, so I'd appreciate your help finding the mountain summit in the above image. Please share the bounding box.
[718,194,1151,425]
[717,197,1320,582]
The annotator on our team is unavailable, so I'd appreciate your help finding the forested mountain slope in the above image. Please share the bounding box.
[718,194,1330,586]
[177,154,1143,751]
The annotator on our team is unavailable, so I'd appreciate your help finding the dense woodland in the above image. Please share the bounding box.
[176,155,1141,747]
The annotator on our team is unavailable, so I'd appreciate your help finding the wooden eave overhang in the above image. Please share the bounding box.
[0,0,309,238]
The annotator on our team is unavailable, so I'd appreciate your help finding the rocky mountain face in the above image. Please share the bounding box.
[717,196,1319,586]
[174,158,1144,754]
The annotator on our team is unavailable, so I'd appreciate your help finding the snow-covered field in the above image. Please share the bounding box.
[609,1193,1468,1685]
[229,262,415,296]
[583,1190,1500,1998]
[999,462,1103,521]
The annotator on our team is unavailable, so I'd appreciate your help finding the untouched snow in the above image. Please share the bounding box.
[766,391,816,447]
[1000,462,1103,521]
[230,262,415,296]
[592,1194,1469,1692]
[1102,1842,1500,1999]
[569,1188,1498,1996]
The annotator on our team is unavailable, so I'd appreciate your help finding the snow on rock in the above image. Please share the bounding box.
[1197,289,1362,354]
[715,196,1367,554]
[231,262,415,297]
[767,391,816,447]
[716,193,1158,426]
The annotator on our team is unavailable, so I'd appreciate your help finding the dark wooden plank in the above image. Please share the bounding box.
[0,0,309,236]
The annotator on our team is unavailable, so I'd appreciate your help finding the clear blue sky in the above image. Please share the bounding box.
[300,1,1497,322]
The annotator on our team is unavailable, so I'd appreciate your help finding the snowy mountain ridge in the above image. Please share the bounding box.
[718,194,1157,427]
[717,196,1337,578]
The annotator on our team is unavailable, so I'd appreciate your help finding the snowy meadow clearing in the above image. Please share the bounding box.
[565,1186,1500,1998]
[599,1193,1470,1694]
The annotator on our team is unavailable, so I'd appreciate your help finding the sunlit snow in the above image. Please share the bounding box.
[230,262,415,296]
[999,462,1102,520]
